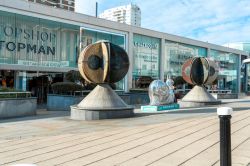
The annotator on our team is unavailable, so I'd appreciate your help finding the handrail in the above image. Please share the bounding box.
[175,89,232,94]
[0,91,32,98]
[73,90,124,96]
[208,90,232,94]
[0,92,31,94]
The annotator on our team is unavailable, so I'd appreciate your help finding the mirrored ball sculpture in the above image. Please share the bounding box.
[71,41,134,120]
[179,57,221,107]
[148,80,170,106]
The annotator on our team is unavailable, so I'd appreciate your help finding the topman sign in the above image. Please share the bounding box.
[0,26,56,55]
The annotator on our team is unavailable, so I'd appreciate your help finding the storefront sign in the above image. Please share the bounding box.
[0,41,55,55]
[0,26,56,55]
[134,41,158,49]
[18,60,69,67]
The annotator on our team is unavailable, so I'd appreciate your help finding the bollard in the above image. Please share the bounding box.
[217,107,233,166]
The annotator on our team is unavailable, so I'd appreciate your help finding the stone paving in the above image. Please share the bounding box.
[0,99,250,166]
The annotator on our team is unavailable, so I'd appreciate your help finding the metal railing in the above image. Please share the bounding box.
[208,90,232,94]
[72,90,124,96]
[0,92,32,98]
[73,90,90,96]
[175,89,232,94]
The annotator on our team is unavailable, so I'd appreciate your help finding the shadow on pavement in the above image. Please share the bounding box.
[0,110,70,124]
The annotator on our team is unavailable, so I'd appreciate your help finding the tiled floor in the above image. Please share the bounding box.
[1,99,250,166]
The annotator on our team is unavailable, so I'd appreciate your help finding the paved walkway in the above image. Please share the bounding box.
[1,99,250,166]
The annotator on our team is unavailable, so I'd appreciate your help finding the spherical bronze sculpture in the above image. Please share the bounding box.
[71,41,134,120]
[78,41,129,84]
[182,57,218,86]
[179,57,221,107]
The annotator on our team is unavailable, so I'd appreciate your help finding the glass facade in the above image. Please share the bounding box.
[80,27,126,90]
[247,63,250,92]
[80,28,125,49]
[0,10,79,68]
[132,34,161,88]
[0,9,245,95]
[241,55,248,93]
[208,50,239,93]
[164,41,207,79]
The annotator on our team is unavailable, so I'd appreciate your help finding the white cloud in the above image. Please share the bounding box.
[136,0,250,44]
[76,0,250,45]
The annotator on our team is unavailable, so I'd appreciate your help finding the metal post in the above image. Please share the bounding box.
[217,107,233,166]
[95,2,98,17]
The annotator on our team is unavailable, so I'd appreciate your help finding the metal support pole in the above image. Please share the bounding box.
[217,107,233,166]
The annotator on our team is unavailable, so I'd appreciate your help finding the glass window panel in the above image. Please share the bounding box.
[59,22,79,68]
[0,11,79,68]
[132,34,161,89]
[80,28,126,91]
[164,41,207,79]
[208,50,239,93]
[0,11,16,64]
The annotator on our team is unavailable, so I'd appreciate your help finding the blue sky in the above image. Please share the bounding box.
[75,0,250,45]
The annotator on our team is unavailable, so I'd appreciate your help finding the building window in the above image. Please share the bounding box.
[208,50,239,93]
[80,27,126,90]
[132,34,161,89]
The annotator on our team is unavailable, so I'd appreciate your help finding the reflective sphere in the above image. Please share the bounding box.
[182,57,218,85]
[166,78,174,87]
[165,78,175,104]
[149,80,169,105]
[78,41,129,84]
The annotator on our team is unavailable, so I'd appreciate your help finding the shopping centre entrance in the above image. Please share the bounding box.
[0,70,64,104]
[26,72,64,104]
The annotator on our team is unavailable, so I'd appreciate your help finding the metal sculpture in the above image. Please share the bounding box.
[179,57,221,107]
[78,41,129,84]
[148,79,176,106]
[182,57,218,86]
[166,78,175,104]
[71,41,134,120]
[149,80,169,105]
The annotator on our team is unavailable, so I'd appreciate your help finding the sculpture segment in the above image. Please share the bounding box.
[71,41,134,120]
[78,41,129,84]
[182,57,218,86]
[179,57,221,107]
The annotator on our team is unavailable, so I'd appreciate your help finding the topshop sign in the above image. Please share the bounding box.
[0,26,56,55]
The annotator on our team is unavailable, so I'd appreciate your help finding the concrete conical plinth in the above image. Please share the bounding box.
[178,85,221,108]
[71,84,134,120]
[182,85,217,102]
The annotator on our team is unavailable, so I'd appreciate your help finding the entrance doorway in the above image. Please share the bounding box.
[27,72,64,104]
[28,75,48,104]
